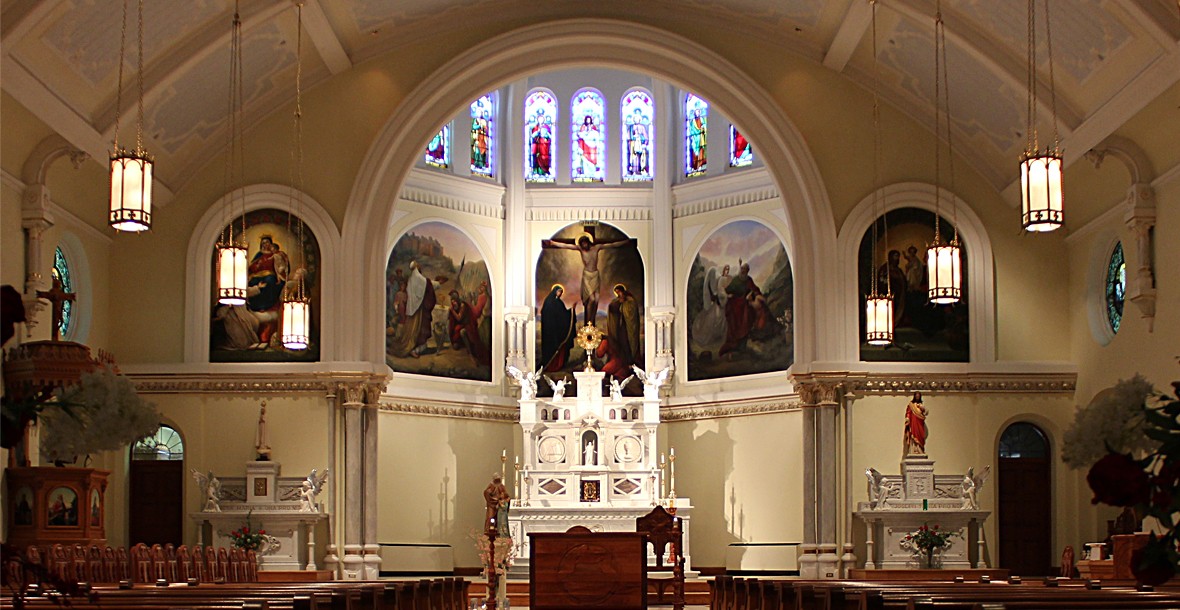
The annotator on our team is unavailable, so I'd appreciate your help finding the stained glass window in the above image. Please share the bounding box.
[1106,241,1126,333]
[132,425,184,461]
[425,124,450,169]
[621,90,654,182]
[685,94,708,177]
[470,94,495,178]
[525,90,557,183]
[51,246,72,338]
[999,422,1048,459]
[570,89,606,183]
[730,125,753,167]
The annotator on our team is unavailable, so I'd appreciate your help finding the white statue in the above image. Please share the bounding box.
[301,468,330,512]
[506,364,541,400]
[191,469,222,512]
[544,375,568,400]
[631,365,671,399]
[609,375,635,402]
[866,467,885,509]
[255,401,272,460]
[584,439,596,466]
[960,465,991,509]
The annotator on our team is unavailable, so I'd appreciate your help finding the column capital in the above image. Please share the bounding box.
[794,378,842,407]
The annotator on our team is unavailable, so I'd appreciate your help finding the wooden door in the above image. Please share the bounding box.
[997,422,1052,576]
[128,460,184,546]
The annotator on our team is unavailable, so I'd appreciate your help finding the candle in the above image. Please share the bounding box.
[670,447,675,457]
[502,449,507,459]
[515,456,519,465]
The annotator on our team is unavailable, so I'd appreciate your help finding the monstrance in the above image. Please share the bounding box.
[574,323,605,372]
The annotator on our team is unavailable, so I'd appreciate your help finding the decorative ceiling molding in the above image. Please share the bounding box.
[671,167,781,218]
[125,371,387,394]
[399,167,506,219]
[399,187,505,219]
[378,399,518,422]
[526,207,651,221]
[792,370,1078,395]
[661,397,800,421]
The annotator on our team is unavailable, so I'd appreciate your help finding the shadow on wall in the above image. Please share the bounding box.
[678,420,740,564]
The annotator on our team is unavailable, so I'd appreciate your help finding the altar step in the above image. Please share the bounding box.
[467,579,712,607]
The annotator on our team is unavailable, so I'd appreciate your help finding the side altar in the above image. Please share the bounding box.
[506,368,693,577]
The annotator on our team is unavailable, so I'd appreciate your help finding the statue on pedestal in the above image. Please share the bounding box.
[609,374,635,402]
[543,375,568,400]
[506,365,540,400]
[255,402,272,461]
[631,365,671,399]
[483,474,510,536]
[902,392,928,457]
[960,466,990,509]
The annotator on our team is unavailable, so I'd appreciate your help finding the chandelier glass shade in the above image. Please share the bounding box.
[1020,149,1064,232]
[927,238,962,305]
[281,296,310,350]
[109,150,153,231]
[216,242,247,306]
[865,294,893,346]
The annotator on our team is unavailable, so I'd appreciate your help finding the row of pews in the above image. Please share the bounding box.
[5,543,258,586]
[2,578,470,610]
[709,575,1180,610]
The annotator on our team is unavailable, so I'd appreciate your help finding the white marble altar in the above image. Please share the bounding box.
[507,369,693,576]
[854,457,991,570]
[190,460,328,571]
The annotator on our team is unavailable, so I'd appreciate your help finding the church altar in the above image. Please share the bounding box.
[190,460,327,571]
[506,369,694,577]
[854,457,991,570]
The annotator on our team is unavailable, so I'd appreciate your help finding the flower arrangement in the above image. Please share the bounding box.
[1063,375,1180,586]
[470,529,518,577]
[901,524,960,568]
[37,367,159,463]
[229,516,267,552]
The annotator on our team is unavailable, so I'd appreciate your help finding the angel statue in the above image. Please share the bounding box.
[865,467,886,509]
[505,364,541,400]
[191,469,222,512]
[631,365,671,400]
[543,375,568,400]
[301,468,330,512]
[609,374,635,402]
[960,465,991,510]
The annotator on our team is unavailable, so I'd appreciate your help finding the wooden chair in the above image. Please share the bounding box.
[86,545,103,582]
[635,505,686,610]
[115,545,131,581]
[206,545,222,582]
[189,544,206,582]
[176,545,191,582]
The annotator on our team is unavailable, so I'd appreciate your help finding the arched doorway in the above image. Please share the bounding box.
[997,422,1051,575]
[128,425,185,546]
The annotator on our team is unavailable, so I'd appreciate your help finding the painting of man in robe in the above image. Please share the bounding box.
[386,222,492,381]
[210,208,321,362]
[536,222,643,396]
[857,207,969,362]
[686,220,793,381]
[47,486,78,526]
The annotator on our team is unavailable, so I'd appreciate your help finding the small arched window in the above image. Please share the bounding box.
[998,422,1048,459]
[1105,242,1126,334]
[525,90,557,182]
[470,94,495,178]
[51,246,73,339]
[621,89,654,182]
[684,93,708,177]
[425,124,451,169]
[571,89,606,183]
[132,425,184,461]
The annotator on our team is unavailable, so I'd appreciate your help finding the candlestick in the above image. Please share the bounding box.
[669,447,676,499]
[501,449,507,482]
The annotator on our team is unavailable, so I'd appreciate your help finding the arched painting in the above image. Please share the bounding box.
[47,486,78,527]
[536,222,643,396]
[13,486,33,526]
[385,222,492,381]
[686,220,794,381]
[857,207,969,362]
[210,208,321,362]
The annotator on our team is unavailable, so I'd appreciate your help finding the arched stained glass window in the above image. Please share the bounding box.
[621,90,654,182]
[570,89,606,183]
[730,125,753,167]
[685,94,708,177]
[132,425,184,461]
[51,246,73,339]
[1106,241,1126,333]
[470,94,495,178]
[425,124,451,169]
[525,90,557,183]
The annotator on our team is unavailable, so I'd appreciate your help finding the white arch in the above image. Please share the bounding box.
[836,182,997,364]
[340,18,837,367]
[183,184,341,364]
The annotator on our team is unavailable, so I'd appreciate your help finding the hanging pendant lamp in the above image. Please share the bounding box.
[216,3,248,306]
[109,0,154,232]
[927,1,962,306]
[281,3,310,351]
[1020,0,1064,232]
[863,0,893,346]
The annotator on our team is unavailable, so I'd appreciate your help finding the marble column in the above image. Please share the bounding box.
[339,382,366,579]
[648,80,676,372]
[798,380,841,578]
[362,383,381,579]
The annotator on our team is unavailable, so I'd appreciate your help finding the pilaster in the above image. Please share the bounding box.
[1123,183,1156,331]
[338,381,366,579]
[796,379,841,579]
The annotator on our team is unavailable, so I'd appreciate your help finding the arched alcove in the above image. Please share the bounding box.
[340,19,837,369]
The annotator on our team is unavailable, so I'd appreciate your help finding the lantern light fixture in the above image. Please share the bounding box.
[109,0,154,233]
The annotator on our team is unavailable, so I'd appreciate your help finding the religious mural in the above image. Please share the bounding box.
[13,486,33,526]
[536,222,644,396]
[385,222,492,382]
[89,488,102,527]
[686,220,794,381]
[857,207,969,362]
[210,208,321,362]
[47,486,78,527]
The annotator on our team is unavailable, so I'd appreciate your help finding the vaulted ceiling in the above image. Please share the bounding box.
[3,0,1178,200]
